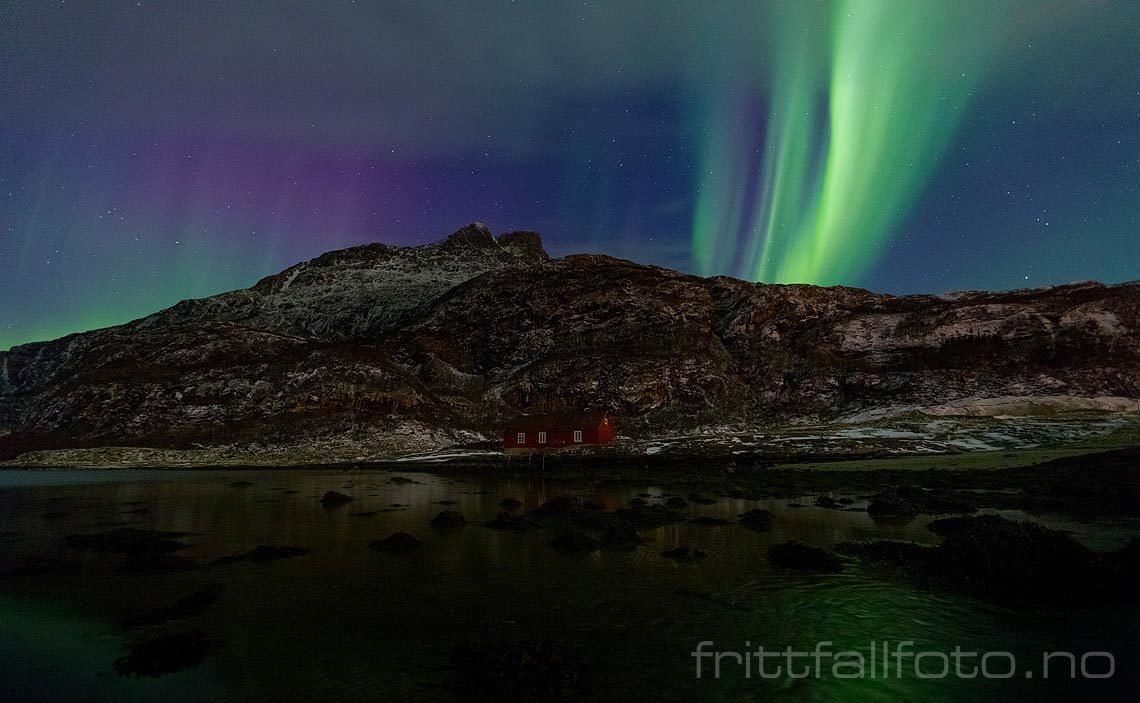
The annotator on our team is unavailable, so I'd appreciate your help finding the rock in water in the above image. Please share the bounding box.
[431,510,467,527]
[689,517,734,527]
[114,630,210,678]
[319,491,353,506]
[599,524,643,547]
[546,532,603,553]
[484,512,536,531]
[214,545,310,564]
[369,532,422,551]
[737,509,775,530]
[122,584,225,629]
[661,546,707,561]
[64,528,190,556]
[920,515,1135,603]
[767,541,843,573]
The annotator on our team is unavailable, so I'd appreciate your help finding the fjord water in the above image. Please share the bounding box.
[0,470,1136,702]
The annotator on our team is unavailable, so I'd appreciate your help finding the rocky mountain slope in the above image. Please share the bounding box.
[1,224,1137,460]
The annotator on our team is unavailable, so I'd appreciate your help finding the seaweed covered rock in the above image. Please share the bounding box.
[498,497,523,509]
[319,491,354,506]
[837,539,933,564]
[924,515,1131,603]
[867,485,976,519]
[1112,536,1140,576]
[661,546,707,561]
[123,584,225,629]
[214,545,310,564]
[689,517,734,527]
[866,496,918,519]
[737,509,775,530]
[728,489,769,501]
[664,497,689,509]
[612,504,687,530]
[767,541,843,573]
[369,532,422,551]
[450,640,583,703]
[114,629,210,678]
[485,512,537,531]
[846,516,1138,604]
[431,510,468,527]
[65,528,191,556]
[835,540,934,582]
[687,493,717,505]
[599,523,643,547]
[547,532,604,553]
[531,496,581,518]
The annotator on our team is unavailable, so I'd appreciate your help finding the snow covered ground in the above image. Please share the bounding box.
[615,412,1140,459]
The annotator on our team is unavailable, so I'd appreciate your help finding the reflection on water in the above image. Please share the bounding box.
[0,469,1137,702]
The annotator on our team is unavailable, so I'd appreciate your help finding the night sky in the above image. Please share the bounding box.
[2,1,1138,349]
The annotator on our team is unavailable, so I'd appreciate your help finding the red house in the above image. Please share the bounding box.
[502,411,614,452]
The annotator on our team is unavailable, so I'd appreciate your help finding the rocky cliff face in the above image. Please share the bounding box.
[1,224,1137,458]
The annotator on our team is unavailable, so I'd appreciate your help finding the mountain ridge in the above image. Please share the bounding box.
[1,223,1137,460]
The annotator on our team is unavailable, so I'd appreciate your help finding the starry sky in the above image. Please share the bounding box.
[2,1,1138,349]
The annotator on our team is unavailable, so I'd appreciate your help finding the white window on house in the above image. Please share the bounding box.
[538,432,547,444]
[517,433,525,444]
[573,430,582,443]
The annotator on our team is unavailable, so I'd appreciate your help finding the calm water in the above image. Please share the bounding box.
[0,469,1137,702]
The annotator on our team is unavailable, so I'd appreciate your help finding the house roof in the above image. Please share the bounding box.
[505,411,609,431]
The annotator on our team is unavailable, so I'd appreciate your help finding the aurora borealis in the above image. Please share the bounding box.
[3,1,1139,348]
[694,0,1002,284]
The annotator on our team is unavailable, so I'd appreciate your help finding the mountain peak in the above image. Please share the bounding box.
[444,222,496,247]
[496,230,549,262]
[439,222,549,263]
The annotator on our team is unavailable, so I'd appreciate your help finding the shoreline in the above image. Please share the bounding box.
[3,445,1138,520]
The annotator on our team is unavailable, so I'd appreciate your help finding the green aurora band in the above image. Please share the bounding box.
[693,0,1004,285]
